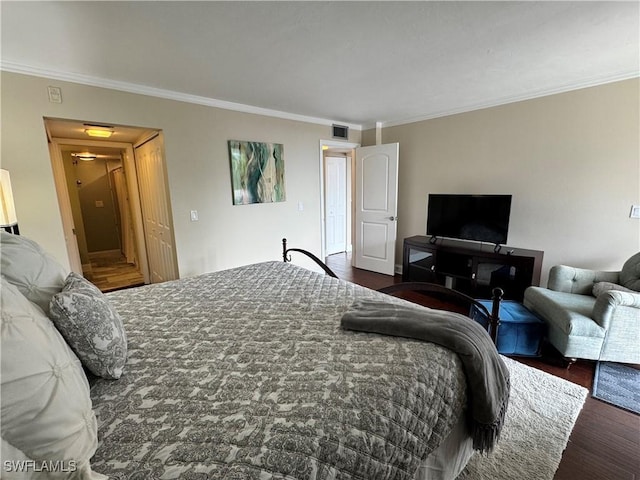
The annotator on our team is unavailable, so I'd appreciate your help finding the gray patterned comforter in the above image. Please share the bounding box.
[90,262,468,479]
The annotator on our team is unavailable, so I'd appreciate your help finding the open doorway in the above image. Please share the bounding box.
[61,144,143,291]
[319,140,358,263]
[320,140,400,276]
[45,118,178,291]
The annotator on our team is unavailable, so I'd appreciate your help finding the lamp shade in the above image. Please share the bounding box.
[0,169,18,227]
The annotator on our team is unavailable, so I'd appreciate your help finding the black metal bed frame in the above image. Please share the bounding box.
[281,238,503,342]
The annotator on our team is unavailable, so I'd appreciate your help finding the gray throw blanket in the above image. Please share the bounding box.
[341,300,510,454]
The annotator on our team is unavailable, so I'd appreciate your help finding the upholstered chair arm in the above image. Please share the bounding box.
[592,290,640,330]
[547,265,620,295]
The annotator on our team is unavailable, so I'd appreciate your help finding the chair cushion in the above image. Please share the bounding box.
[0,231,68,314]
[49,272,127,379]
[592,281,634,297]
[0,277,99,474]
[523,287,603,338]
[619,252,640,291]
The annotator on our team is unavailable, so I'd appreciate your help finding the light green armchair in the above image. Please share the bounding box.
[523,253,640,364]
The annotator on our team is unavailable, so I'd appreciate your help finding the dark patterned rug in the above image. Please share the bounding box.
[592,361,640,415]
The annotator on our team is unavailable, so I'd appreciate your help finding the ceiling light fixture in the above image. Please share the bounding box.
[85,128,113,138]
[73,153,97,161]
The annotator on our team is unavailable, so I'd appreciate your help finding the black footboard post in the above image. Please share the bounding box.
[280,238,338,278]
[489,287,504,343]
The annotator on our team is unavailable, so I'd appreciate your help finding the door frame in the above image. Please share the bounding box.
[49,137,151,282]
[319,140,359,260]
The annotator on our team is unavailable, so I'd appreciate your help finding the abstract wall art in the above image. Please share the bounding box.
[228,140,286,205]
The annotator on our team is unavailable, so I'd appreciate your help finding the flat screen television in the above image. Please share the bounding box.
[427,194,512,245]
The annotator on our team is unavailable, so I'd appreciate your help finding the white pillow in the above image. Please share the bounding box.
[0,232,68,314]
[0,278,101,478]
[1,436,34,479]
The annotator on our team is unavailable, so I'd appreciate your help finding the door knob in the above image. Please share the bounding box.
[388,216,397,221]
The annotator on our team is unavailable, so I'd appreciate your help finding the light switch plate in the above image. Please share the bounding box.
[190,210,199,221]
[630,205,640,219]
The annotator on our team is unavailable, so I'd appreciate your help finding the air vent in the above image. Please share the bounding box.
[332,124,349,140]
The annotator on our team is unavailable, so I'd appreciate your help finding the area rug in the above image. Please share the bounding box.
[457,356,588,480]
[592,361,640,414]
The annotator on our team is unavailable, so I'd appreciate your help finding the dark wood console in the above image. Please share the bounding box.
[402,236,543,301]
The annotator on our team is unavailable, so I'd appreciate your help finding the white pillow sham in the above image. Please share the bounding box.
[0,232,68,314]
[0,278,103,479]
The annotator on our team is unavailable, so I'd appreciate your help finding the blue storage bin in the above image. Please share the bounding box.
[471,300,546,357]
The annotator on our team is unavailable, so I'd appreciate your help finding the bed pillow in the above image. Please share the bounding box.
[0,277,99,477]
[0,231,68,314]
[592,281,634,297]
[1,437,34,480]
[49,272,127,379]
[619,251,640,292]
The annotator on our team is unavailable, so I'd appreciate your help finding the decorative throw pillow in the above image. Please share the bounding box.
[49,272,128,379]
[619,251,640,292]
[592,281,634,297]
[0,278,100,476]
[0,231,68,314]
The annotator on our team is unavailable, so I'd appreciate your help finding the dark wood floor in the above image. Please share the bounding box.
[326,253,640,480]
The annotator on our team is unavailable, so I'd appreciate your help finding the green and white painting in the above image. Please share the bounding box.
[228,140,286,205]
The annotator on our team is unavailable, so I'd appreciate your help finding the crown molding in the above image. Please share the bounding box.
[1,61,362,131]
[380,71,640,128]
[3,61,636,132]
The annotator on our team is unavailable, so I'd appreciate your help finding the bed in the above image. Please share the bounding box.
[0,233,507,480]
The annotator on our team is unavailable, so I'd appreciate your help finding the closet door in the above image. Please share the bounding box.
[134,135,178,283]
[325,156,347,255]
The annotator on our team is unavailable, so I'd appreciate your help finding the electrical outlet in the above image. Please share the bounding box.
[190,210,199,221]
[630,205,640,219]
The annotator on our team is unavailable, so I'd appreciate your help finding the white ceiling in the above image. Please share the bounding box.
[2,1,638,128]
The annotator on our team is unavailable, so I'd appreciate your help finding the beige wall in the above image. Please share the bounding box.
[75,158,120,253]
[361,128,377,147]
[0,72,361,276]
[2,72,637,284]
[383,79,640,285]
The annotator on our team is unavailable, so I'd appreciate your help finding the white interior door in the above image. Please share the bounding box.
[354,143,399,276]
[135,135,179,283]
[325,156,347,255]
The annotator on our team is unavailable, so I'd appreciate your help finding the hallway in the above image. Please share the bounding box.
[83,251,144,292]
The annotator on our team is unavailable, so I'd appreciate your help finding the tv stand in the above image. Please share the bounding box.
[402,236,543,301]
